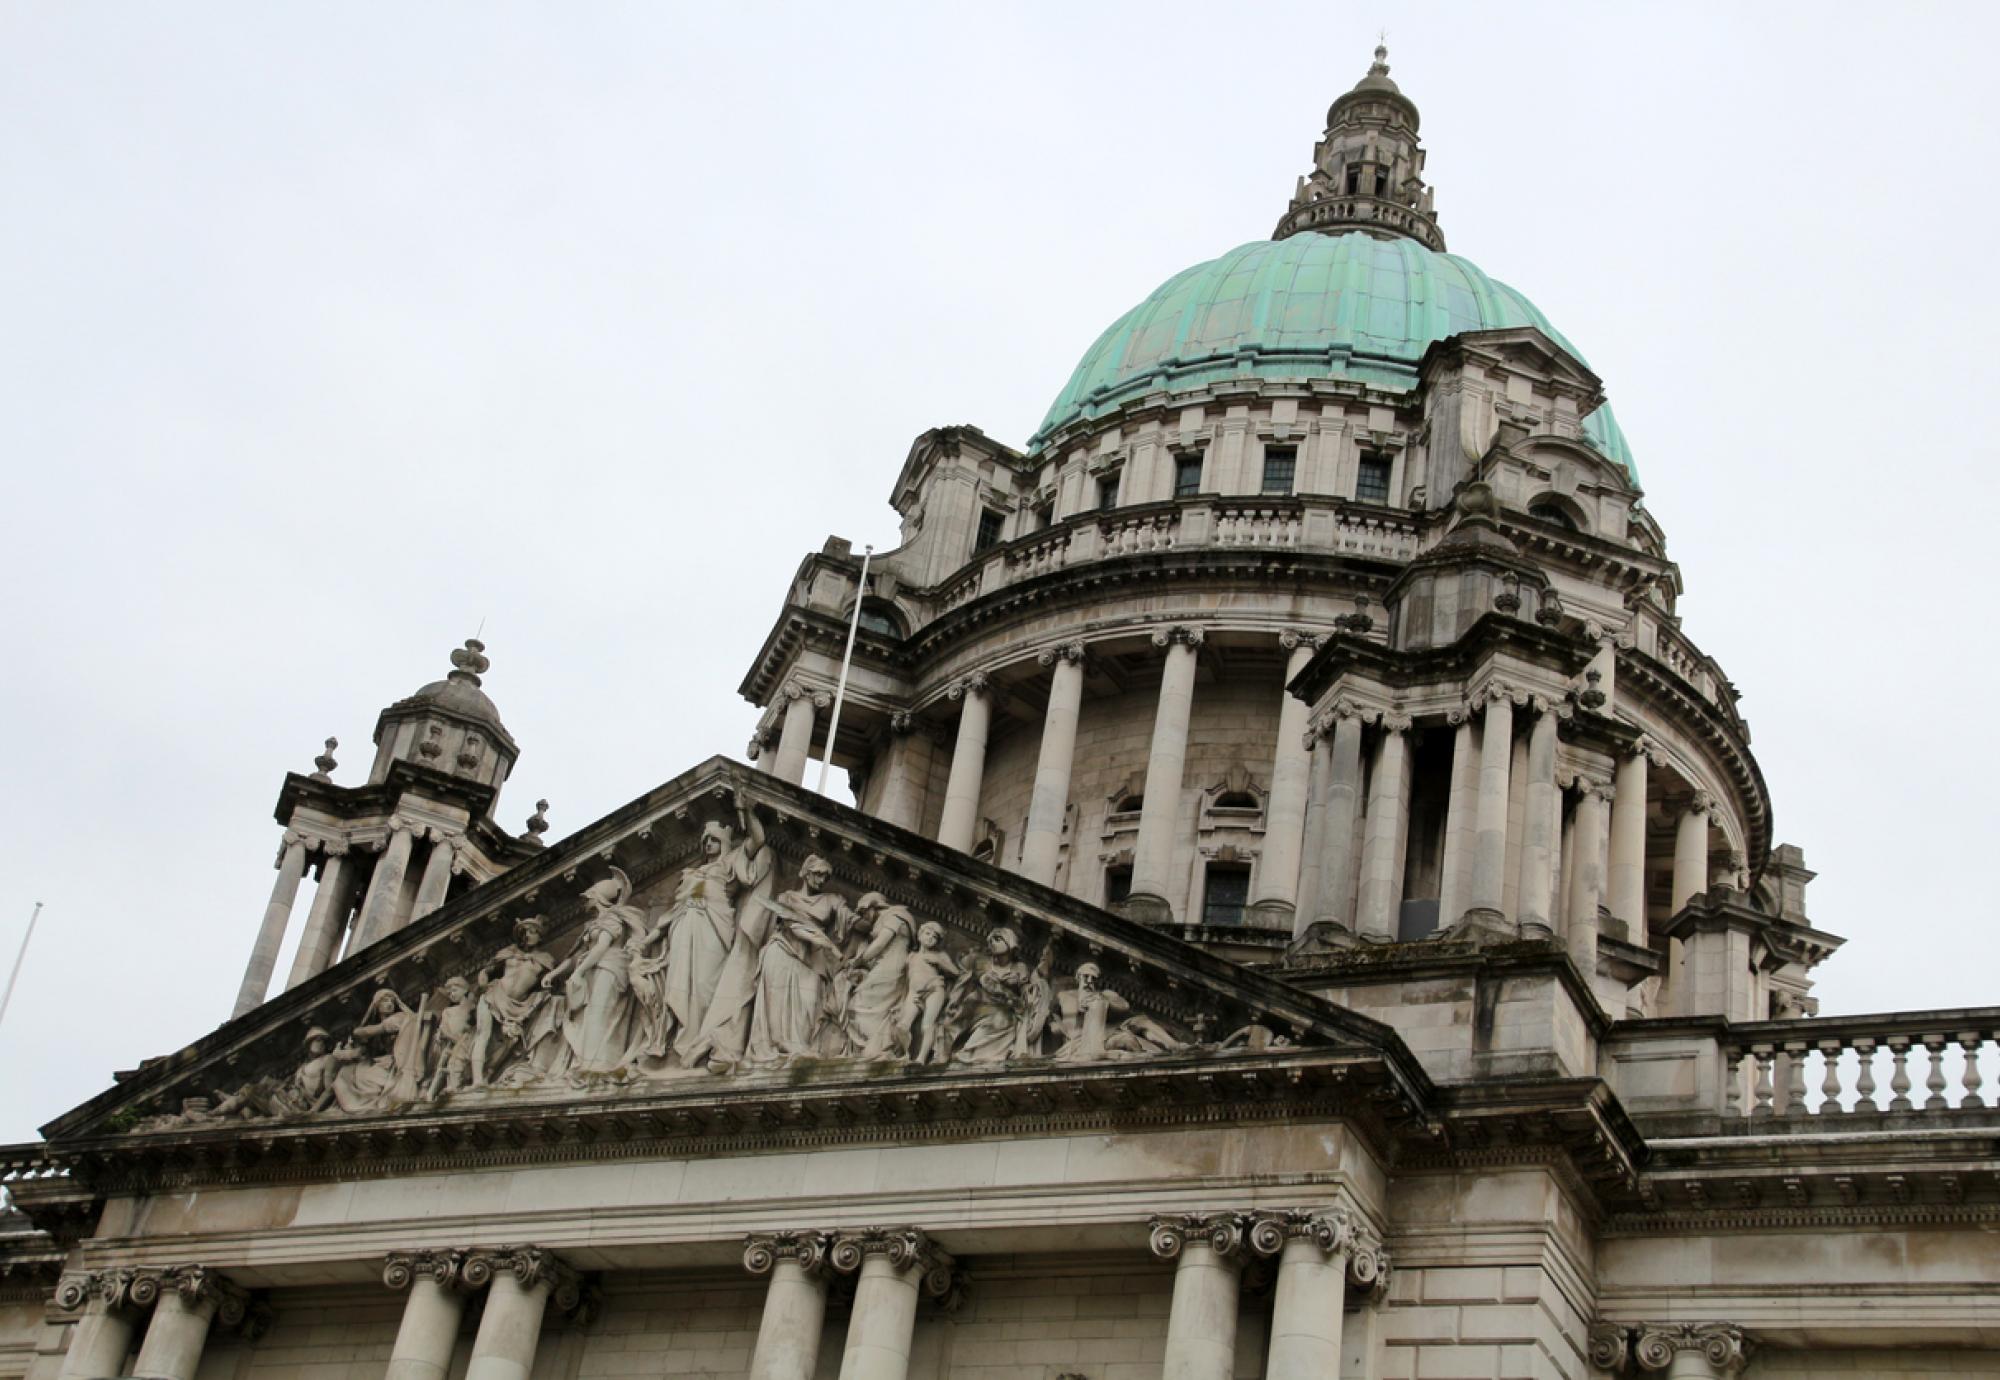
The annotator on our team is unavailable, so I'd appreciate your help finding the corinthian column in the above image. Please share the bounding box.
[1466,686,1516,925]
[1435,715,1478,934]
[1633,1322,1751,1376]
[131,1267,248,1380]
[1608,741,1652,936]
[1355,715,1411,942]
[1514,701,1561,937]
[744,1232,833,1380]
[936,673,991,853]
[409,835,459,924]
[1129,626,1203,919]
[1244,1210,1389,1380]
[1249,632,1320,927]
[1566,778,1613,981]
[1020,643,1085,886]
[383,1251,469,1380]
[1672,792,1712,913]
[56,1271,138,1380]
[234,834,310,1016]
[1291,719,1333,939]
[1315,704,1366,932]
[773,681,827,787]
[354,823,416,952]
[1149,1214,1247,1380]
[829,1229,956,1380]
[286,847,353,989]
[462,1248,578,1380]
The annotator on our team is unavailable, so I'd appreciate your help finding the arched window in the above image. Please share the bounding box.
[1528,500,1579,532]
[854,600,904,638]
[1212,791,1259,811]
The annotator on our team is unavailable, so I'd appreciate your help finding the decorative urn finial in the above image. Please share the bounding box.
[310,737,339,782]
[448,638,490,686]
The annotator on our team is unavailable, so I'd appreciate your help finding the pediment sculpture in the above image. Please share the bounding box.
[130,793,1294,1133]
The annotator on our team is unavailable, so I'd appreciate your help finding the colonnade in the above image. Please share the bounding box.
[55,1266,254,1380]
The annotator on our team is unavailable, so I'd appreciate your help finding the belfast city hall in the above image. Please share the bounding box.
[4,47,1996,1380]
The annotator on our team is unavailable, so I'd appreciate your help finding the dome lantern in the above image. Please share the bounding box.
[1274,44,1444,251]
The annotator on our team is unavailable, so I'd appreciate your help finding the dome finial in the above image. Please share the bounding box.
[448,637,490,686]
[1372,34,1390,77]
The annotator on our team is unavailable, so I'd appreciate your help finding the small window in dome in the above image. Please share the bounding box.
[973,508,1004,554]
[1344,164,1363,194]
[1373,167,1389,195]
[1174,453,1204,498]
[1097,474,1121,511]
[1261,447,1296,495]
[1356,453,1392,505]
[1529,501,1580,533]
[1105,864,1133,906]
[856,602,902,638]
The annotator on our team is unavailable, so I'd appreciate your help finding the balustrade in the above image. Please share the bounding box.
[1721,1010,2000,1119]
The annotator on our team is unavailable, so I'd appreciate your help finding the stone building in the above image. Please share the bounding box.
[4,47,1997,1380]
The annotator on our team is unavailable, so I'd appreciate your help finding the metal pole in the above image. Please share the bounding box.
[0,902,43,1034]
[816,545,874,797]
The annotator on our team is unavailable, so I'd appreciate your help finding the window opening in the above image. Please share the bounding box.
[1105,865,1133,906]
[1173,453,1204,498]
[1355,453,1392,505]
[1202,863,1252,926]
[973,508,1004,553]
[1097,474,1120,511]
[1261,447,1297,495]
[1529,501,1579,532]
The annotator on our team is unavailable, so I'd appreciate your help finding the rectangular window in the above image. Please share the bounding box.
[1173,453,1204,498]
[1202,863,1252,926]
[1105,865,1133,906]
[1373,167,1389,195]
[1355,453,1392,505]
[1344,165,1362,194]
[1034,501,1054,531]
[1097,474,1120,511]
[973,508,1004,553]
[1261,446,1296,495]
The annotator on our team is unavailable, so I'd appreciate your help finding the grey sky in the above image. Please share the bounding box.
[3,3,1995,1141]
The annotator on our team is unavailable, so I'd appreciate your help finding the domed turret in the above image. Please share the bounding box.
[367,637,519,790]
[1275,45,1444,251]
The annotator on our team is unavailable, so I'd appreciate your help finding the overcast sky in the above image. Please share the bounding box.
[4,3,1996,1142]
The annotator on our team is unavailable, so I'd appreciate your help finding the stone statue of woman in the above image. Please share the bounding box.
[744,855,849,1064]
[943,927,1052,1065]
[838,893,917,1059]
[543,867,645,1077]
[331,989,431,1113]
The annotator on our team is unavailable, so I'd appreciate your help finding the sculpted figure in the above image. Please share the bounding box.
[544,868,645,1077]
[470,917,561,1087]
[837,893,917,1059]
[626,803,771,1066]
[1215,1022,1293,1053]
[332,990,431,1113]
[426,977,478,1099]
[744,854,849,1063]
[1052,963,1182,1062]
[197,1026,356,1123]
[886,920,961,1064]
[944,927,1053,1065]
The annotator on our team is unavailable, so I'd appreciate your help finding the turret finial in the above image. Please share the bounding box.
[521,799,551,849]
[311,737,339,782]
[448,637,490,686]
[1371,38,1390,76]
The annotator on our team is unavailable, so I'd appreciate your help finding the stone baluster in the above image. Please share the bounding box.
[1128,627,1204,919]
[286,846,354,989]
[1887,1038,1913,1111]
[1315,703,1367,931]
[1608,740,1654,937]
[1435,714,1479,936]
[1242,1210,1389,1380]
[1722,1049,1745,1117]
[1780,1040,1808,1114]
[936,674,991,853]
[1750,1046,1775,1116]
[1514,701,1561,937]
[409,835,459,924]
[1960,1032,1986,1107]
[1248,632,1319,927]
[773,681,829,787]
[744,1232,833,1380]
[1020,643,1086,886]
[1566,778,1613,984]
[1852,1038,1878,1111]
[1671,793,1712,914]
[1632,1322,1751,1376]
[1923,1035,1951,1110]
[384,1251,470,1380]
[1465,686,1515,927]
[56,1271,138,1380]
[1355,715,1412,942]
[235,834,312,1016]
[130,1267,248,1380]
[1148,1214,1248,1380]
[828,1228,956,1380]
[462,1248,578,1380]
[354,823,417,952]
[1817,1039,1845,1113]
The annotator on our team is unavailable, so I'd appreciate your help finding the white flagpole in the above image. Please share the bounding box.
[0,902,43,1034]
[816,545,875,797]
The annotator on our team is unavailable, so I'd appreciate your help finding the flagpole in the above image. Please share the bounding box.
[816,545,874,797]
[0,902,43,1034]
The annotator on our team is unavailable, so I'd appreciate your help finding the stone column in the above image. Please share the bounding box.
[383,1251,469,1380]
[936,673,991,853]
[1633,1322,1750,1377]
[131,1268,246,1380]
[1608,742,1652,936]
[772,681,827,787]
[1514,701,1561,938]
[56,1272,138,1380]
[234,835,310,1016]
[1148,1214,1246,1380]
[830,1229,956,1380]
[1291,722,1333,940]
[285,849,352,989]
[1355,716,1412,942]
[462,1249,577,1380]
[1249,633,1320,927]
[1566,778,1613,980]
[1672,792,1713,913]
[409,835,458,924]
[1020,643,1086,886]
[1435,716,1478,936]
[1315,704,1366,931]
[874,714,925,833]
[1129,626,1203,918]
[354,824,416,952]
[744,1233,833,1380]
[1466,687,1516,925]
[1244,1210,1390,1380]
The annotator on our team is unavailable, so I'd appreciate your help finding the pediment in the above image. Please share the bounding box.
[44,758,1431,1179]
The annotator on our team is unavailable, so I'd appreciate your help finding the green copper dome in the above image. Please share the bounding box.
[1031,231,1636,483]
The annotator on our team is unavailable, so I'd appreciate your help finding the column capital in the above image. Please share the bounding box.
[743,1230,833,1278]
[1244,1207,1353,1258]
[1587,1323,1629,1373]
[1278,629,1322,653]
[826,1227,956,1299]
[1037,641,1086,668]
[1633,1322,1751,1374]
[1623,734,1667,766]
[1469,680,1523,712]
[1151,624,1205,649]
[1685,788,1714,817]
[946,670,990,700]
[463,1247,582,1311]
[129,1266,251,1328]
[781,679,832,710]
[383,1249,469,1293]
[1147,1211,1250,1263]
[55,1268,138,1312]
[887,711,916,736]
[1341,1224,1390,1300]
[1375,710,1412,734]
